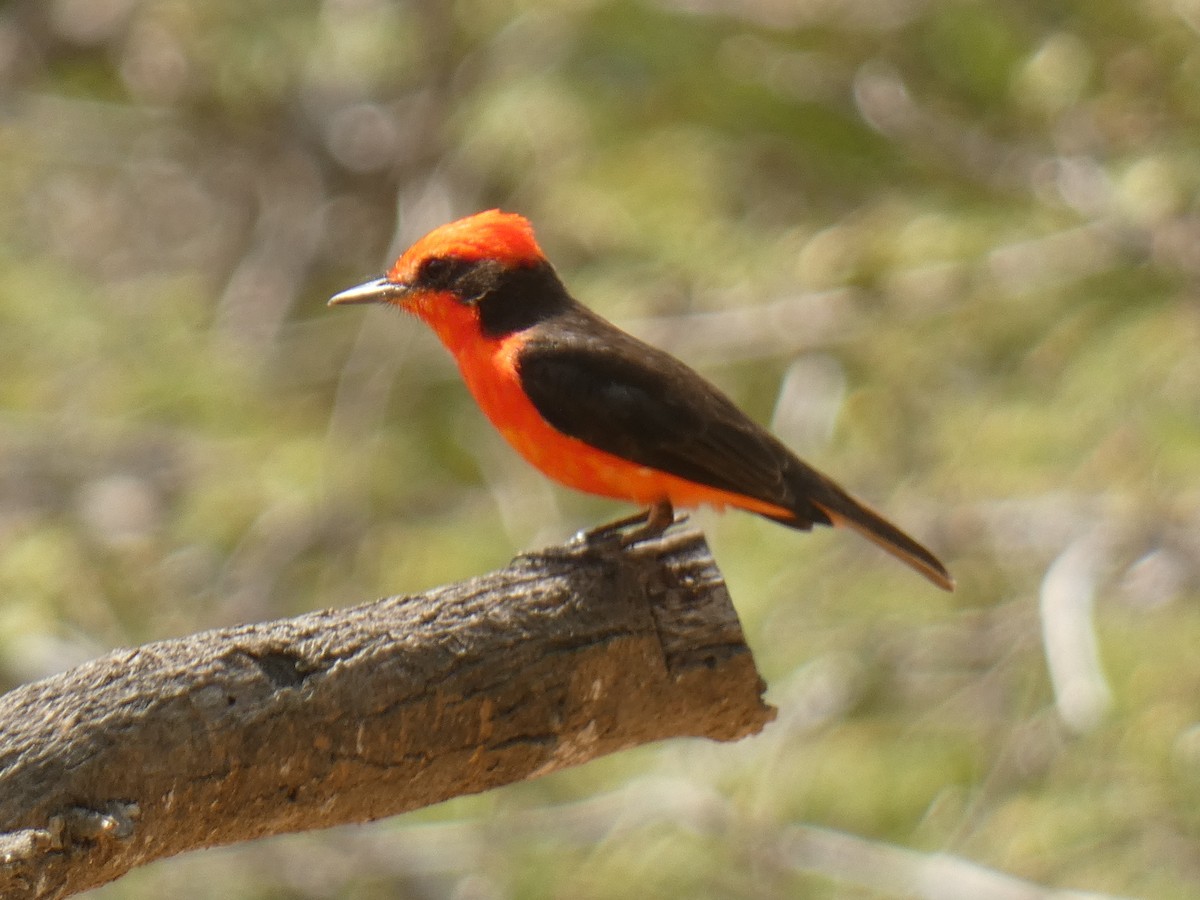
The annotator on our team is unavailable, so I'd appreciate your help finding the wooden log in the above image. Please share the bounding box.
[0,529,774,898]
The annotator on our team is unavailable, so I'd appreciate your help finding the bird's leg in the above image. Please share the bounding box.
[578,499,686,547]
[621,498,677,546]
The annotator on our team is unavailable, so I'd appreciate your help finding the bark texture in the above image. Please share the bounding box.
[0,529,774,898]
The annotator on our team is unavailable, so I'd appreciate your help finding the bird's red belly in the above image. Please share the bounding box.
[454,333,792,518]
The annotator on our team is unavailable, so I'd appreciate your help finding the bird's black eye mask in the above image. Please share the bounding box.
[414,256,505,305]
[412,255,572,337]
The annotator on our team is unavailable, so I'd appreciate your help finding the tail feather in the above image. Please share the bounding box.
[809,487,954,592]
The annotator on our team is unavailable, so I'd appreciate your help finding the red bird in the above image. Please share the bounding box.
[330,210,953,590]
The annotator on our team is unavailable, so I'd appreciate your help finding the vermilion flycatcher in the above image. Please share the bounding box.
[330,210,953,590]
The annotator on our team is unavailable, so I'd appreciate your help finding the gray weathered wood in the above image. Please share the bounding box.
[0,529,775,898]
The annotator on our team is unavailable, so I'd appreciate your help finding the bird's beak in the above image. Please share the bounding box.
[327,277,411,307]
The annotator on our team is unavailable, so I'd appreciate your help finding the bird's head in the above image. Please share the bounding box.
[328,210,554,350]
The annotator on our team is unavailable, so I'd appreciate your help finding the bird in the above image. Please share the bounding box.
[329,210,953,591]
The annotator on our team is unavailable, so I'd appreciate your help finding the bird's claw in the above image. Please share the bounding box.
[575,500,685,548]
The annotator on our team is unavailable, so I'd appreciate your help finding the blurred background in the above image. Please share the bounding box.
[1,0,1198,896]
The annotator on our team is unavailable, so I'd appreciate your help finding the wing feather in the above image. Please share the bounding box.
[515,305,952,590]
[517,307,819,522]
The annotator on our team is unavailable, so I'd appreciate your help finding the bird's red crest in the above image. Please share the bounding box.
[388,210,544,283]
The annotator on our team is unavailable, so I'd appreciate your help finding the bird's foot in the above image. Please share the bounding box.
[573,499,687,548]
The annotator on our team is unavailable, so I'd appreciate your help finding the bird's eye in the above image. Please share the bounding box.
[419,257,455,285]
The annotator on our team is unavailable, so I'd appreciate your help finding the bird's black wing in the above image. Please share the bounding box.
[517,305,953,589]
[516,306,827,525]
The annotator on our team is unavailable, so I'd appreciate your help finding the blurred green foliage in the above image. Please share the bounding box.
[1,0,1199,896]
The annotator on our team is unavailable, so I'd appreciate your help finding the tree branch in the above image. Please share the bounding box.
[0,529,775,899]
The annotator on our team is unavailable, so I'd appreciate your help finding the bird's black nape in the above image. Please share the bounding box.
[472,260,574,338]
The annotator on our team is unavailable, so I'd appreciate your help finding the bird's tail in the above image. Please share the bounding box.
[779,471,954,591]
